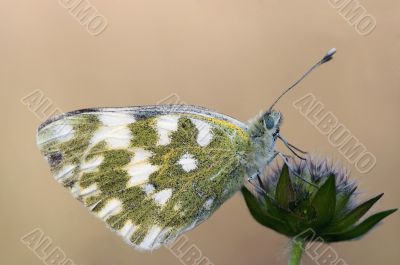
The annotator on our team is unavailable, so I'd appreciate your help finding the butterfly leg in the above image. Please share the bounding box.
[247,171,268,195]
[276,134,307,160]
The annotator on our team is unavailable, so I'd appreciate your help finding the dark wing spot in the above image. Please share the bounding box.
[48,152,63,167]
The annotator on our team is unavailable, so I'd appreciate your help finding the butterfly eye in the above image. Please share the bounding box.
[264,115,275,130]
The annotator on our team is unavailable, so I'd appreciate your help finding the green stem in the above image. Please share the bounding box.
[288,239,305,265]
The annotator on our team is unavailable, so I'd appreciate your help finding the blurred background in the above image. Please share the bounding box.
[0,1,399,264]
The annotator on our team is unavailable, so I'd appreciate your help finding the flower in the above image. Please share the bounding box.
[242,156,397,243]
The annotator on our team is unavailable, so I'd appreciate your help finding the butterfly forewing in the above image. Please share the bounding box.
[37,106,250,250]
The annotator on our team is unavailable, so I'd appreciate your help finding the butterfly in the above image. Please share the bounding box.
[36,49,336,251]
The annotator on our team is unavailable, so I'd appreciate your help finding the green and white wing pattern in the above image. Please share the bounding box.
[37,106,250,250]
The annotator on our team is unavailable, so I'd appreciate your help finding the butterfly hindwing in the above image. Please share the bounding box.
[37,106,250,250]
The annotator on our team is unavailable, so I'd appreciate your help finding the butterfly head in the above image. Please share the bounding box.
[262,110,282,133]
[248,109,282,140]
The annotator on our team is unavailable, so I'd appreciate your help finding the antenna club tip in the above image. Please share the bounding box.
[327,48,337,57]
[321,48,337,64]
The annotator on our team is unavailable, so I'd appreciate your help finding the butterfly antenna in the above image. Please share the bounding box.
[268,48,336,112]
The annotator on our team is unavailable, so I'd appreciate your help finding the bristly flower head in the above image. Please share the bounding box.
[242,155,397,242]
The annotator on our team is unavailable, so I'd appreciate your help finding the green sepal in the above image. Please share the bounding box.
[241,187,289,235]
[275,164,295,209]
[334,186,357,218]
[311,174,336,227]
[323,193,384,234]
[323,209,397,242]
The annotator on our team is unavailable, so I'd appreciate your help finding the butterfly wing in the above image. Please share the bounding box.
[37,105,250,250]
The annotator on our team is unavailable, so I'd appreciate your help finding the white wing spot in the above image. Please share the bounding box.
[98,113,136,126]
[80,156,104,173]
[91,126,133,149]
[152,189,173,206]
[190,118,213,146]
[178,153,197,172]
[131,148,153,162]
[127,164,158,187]
[91,113,135,149]
[118,220,138,242]
[139,226,162,250]
[126,148,159,188]
[71,183,101,199]
[97,199,123,220]
[55,164,76,181]
[156,115,179,146]
[204,198,214,210]
[37,123,74,145]
[79,183,100,197]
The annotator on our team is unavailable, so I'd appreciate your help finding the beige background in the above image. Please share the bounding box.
[1,1,399,265]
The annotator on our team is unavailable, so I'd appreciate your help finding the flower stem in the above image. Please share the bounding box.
[288,239,305,265]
